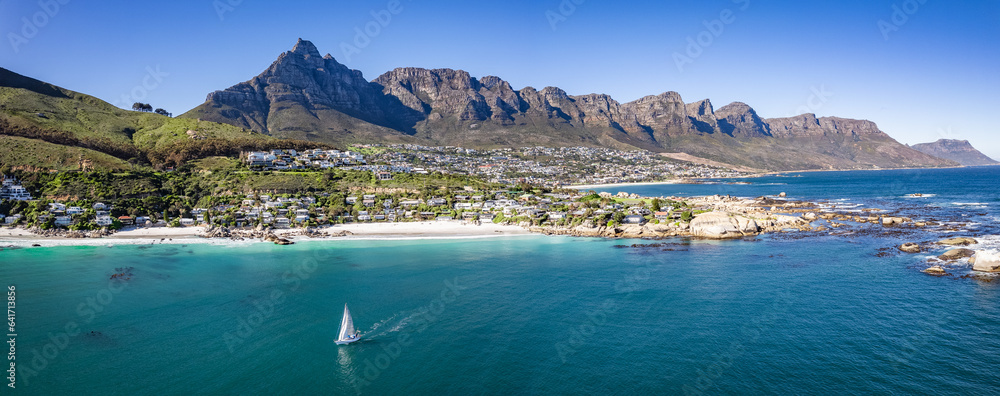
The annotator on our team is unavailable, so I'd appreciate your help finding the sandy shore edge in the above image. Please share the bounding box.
[0,222,533,247]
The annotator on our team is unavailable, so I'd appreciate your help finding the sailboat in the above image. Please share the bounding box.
[335,303,361,345]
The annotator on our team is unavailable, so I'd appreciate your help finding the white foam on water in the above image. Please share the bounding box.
[971,235,1000,250]
[951,202,988,207]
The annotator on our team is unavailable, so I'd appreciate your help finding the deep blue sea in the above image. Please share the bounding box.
[2,167,999,395]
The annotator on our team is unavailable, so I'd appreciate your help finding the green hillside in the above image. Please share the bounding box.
[0,135,131,171]
[0,67,325,171]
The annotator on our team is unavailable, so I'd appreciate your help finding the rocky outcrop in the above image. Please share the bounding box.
[899,243,921,253]
[881,217,907,226]
[938,237,978,246]
[910,139,999,166]
[972,251,1000,272]
[199,225,347,243]
[27,227,112,238]
[689,211,759,239]
[938,248,975,261]
[922,266,947,275]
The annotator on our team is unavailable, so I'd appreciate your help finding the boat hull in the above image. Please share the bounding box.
[335,338,360,345]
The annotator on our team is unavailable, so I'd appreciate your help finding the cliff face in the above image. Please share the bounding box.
[910,139,999,166]
[184,39,416,142]
[182,39,958,171]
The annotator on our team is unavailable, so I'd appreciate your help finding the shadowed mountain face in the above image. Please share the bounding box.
[182,39,957,171]
[910,139,999,166]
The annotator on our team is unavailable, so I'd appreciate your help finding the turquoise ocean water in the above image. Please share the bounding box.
[2,167,999,395]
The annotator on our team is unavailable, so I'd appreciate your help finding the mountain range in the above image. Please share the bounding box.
[182,39,957,171]
[909,139,998,166]
[3,38,992,173]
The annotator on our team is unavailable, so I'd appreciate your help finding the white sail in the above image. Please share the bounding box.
[338,304,356,341]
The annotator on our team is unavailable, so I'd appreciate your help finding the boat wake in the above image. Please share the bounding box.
[360,310,424,339]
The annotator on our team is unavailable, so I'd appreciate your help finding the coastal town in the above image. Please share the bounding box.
[238,145,749,187]
[0,143,755,236]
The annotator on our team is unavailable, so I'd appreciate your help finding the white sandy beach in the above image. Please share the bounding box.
[0,221,532,248]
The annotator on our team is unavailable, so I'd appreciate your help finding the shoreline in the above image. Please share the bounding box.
[568,180,686,190]
[0,222,534,247]
[569,165,975,190]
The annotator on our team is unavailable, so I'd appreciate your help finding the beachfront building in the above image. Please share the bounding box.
[95,215,113,226]
[0,176,32,201]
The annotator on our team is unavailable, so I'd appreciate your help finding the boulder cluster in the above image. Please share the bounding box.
[27,227,112,238]
[199,226,353,245]
[898,237,1000,274]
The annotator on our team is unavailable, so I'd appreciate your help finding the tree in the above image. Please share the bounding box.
[651,198,662,212]
[154,108,172,117]
[142,103,153,112]
[132,102,144,111]
[681,210,693,222]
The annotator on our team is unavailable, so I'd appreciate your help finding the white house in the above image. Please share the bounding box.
[95,215,113,226]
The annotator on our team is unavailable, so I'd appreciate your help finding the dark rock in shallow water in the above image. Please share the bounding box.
[922,266,947,275]
[938,248,975,261]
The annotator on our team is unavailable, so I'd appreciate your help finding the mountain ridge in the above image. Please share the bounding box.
[910,139,998,166]
[181,39,957,171]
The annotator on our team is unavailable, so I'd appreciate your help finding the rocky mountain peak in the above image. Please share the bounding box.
[291,38,321,58]
[911,139,999,166]
[686,99,714,117]
[716,102,770,137]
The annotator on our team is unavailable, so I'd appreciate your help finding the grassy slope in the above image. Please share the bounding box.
[0,67,277,170]
[0,135,131,171]
[131,116,268,150]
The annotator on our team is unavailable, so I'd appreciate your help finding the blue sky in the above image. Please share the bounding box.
[1,0,998,158]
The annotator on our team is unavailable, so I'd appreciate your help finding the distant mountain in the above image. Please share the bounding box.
[910,139,998,166]
[182,39,957,171]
